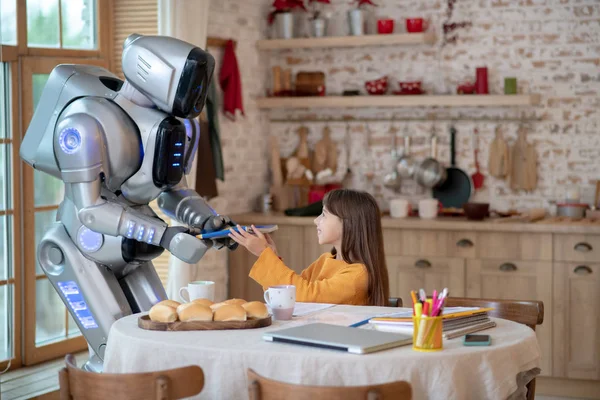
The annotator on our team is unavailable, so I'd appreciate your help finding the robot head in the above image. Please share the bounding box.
[121,34,215,118]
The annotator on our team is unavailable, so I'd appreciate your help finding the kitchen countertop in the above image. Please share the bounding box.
[230,212,600,234]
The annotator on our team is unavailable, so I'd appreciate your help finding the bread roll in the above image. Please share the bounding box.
[156,299,181,309]
[178,304,213,322]
[242,301,269,319]
[210,301,227,311]
[223,298,247,306]
[149,304,178,323]
[213,304,247,322]
[192,298,214,307]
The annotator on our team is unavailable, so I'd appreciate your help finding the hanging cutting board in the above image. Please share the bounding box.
[488,126,509,179]
[509,126,537,191]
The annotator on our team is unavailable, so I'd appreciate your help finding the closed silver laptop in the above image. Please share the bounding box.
[263,323,412,354]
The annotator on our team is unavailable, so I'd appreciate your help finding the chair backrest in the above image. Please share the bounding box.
[444,297,544,330]
[59,354,204,400]
[443,297,543,400]
[387,297,403,307]
[247,369,411,400]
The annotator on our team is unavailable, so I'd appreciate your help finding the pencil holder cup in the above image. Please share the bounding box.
[412,315,443,352]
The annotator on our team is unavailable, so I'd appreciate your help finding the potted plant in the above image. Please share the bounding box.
[348,0,377,36]
[308,0,330,37]
[268,0,307,39]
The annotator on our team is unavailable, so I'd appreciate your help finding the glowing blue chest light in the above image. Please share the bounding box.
[59,128,82,154]
[57,281,98,330]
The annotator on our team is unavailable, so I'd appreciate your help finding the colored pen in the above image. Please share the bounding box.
[415,302,423,317]
[419,288,427,303]
[410,290,418,305]
[422,301,430,316]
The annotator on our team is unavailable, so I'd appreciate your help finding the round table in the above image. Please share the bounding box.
[104,305,541,400]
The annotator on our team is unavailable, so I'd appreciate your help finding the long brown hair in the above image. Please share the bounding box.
[324,189,390,306]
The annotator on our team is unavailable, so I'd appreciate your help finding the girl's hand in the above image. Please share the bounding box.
[264,233,279,257]
[229,225,270,257]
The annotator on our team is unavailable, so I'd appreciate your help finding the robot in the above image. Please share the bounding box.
[19,34,237,372]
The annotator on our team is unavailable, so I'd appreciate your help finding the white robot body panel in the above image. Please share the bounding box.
[113,94,174,204]
[20,65,121,178]
[54,96,142,192]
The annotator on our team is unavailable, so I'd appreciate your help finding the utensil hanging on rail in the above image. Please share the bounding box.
[433,125,473,209]
[471,127,485,190]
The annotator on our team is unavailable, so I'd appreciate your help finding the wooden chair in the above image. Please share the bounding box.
[387,297,403,307]
[59,354,204,400]
[247,368,412,400]
[444,297,544,400]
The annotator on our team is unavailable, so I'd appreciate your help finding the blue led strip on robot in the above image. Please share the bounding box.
[57,281,99,329]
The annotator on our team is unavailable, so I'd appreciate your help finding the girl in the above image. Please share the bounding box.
[229,189,390,306]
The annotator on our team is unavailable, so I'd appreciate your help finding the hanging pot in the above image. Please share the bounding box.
[348,9,365,36]
[275,12,294,39]
[311,18,327,37]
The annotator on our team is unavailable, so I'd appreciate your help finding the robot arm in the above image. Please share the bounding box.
[156,175,237,250]
[156,117,237,250]
[55,114,208,264]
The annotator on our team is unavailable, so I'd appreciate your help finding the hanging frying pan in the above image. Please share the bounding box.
[433,125,473,209]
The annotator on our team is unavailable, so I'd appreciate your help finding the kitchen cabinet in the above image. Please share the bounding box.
[388,256,465,305]
[553,262,600,380]
[466,259,553,376]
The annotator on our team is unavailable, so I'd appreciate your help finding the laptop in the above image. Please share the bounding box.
[263,323,413,354]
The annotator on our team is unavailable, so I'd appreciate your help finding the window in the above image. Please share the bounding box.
[1,0,17,45]
[1,0,112,371]
[1,63,15,364]
[26,0,97,49]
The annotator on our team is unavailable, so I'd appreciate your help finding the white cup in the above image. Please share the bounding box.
[179,281,215,303]
[418,199,439,219]
[390,198,411,218]
[264,285,296,320]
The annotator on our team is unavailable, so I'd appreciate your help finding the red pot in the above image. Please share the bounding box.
[406,18,428,33]
[377,19,394,34]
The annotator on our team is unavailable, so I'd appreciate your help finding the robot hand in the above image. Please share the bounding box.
[196,215,238,251]
[159,227,210,264]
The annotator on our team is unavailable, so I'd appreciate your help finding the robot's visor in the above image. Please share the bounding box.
[172,48,215,119]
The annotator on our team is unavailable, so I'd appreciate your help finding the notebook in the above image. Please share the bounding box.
[263,323,412,354]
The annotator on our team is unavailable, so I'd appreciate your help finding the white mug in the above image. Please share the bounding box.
[390,198,411,218]
[179,281,215,303]
[419,199,439,219]
[264,285,296,320]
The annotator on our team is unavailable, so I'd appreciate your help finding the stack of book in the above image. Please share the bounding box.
[367,307,496,339]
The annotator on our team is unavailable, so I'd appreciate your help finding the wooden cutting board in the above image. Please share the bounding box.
[138,315,272,331]
[488,126,509,178]
[509,127,537,191]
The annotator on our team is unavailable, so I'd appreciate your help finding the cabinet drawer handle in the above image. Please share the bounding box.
[414,259,432,269]
[499,263,517,272]
[574,242,593,252]
[574,265,592,275]
[456,239,474,248]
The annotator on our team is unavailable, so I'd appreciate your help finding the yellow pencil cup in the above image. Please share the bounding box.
[412,315,443,352]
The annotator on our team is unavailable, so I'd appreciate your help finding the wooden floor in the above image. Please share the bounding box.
[0,352,87,400]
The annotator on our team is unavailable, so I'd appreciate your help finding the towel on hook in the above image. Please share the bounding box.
[219,39,244,121]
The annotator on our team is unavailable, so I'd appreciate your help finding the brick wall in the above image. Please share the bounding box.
[267,0,600,212]
[196,0,599,298]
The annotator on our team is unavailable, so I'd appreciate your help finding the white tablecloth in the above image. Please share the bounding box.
[104,305,541,400]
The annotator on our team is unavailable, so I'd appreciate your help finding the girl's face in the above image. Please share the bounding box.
[314,207,343,246]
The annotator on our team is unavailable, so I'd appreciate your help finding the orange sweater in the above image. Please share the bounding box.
[249,248,369,305]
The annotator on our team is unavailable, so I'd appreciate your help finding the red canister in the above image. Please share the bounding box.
[476,67,489,94]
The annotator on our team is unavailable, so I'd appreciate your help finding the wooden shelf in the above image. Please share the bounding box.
[257,33,435,50]
[256,94,541,109]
